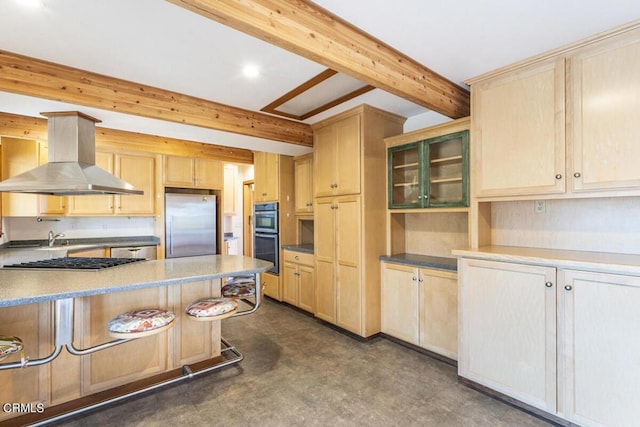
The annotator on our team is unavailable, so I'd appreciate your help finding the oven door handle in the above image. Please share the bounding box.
[254,232,278,239]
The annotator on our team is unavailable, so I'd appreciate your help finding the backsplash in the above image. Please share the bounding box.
[491,197,640,254]
[1,216,156,243]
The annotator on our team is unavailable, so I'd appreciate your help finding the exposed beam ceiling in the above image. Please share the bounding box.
[167,0,470,119]
[0,111,255,163]
[0,50,313,147]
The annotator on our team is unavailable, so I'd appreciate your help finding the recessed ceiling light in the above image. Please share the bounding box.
[242,65,260,79]
[15,0,45,8]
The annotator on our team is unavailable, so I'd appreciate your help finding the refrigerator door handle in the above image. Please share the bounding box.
[167,219,173,256]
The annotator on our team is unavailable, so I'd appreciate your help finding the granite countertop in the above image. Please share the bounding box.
[0,236,160,267]
[281,244,314,254]
[0,255,273,308]
[380,253,457,272]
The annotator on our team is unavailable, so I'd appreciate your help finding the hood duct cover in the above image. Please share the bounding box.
[0,111,143,196]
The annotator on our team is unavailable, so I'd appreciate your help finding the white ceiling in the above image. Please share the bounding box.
[1,0,639,156]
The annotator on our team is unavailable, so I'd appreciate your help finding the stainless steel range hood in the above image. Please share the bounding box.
[0,111,143,196]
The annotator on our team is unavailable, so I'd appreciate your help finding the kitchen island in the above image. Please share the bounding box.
[0,255,272,425]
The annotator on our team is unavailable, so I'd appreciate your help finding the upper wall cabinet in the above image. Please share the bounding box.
[313,114,361,198]
[388,130,468,209]
[68,151,157,216]
[164,155,223,189]
[294,153,313,214]
[253,151,280,203]
[1,137,66,217]
[469,25,640,199]
[470,58,565,198]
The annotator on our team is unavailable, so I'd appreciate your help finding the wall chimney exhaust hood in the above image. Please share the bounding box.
[0,111,143,196]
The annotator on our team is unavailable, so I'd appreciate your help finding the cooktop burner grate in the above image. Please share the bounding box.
[2,257,146,270]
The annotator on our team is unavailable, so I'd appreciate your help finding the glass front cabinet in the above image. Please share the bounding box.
[388,130,469,208]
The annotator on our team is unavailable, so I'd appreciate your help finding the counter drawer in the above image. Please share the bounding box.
[283,250,314,266]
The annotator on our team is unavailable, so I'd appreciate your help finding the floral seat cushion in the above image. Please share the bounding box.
[222,282,256,298]
[108,309,176,339]
[0,335,23,361]
[185,297,238,320]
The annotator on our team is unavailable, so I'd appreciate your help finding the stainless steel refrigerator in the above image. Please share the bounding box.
[165,192,217,258]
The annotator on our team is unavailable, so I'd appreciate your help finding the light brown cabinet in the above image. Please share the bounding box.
[0,302,52,422]
[380,262,457,359]
[315,196,362,333]
[313,105,405,338]
[78,287,170,394]
[313,114,361,197]
[253,151,280,203]
[223,164,237,215]
[458,258,557,413]
[164,155,223,189]
[470,26,640,199]
[294,153,313,214]
[67,151,156,216]
[282,249,314,313]
[458,253,640,426]
[1,137,65,216]
[169,280,221,367]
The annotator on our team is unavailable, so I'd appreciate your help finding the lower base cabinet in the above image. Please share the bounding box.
[381,262,458,359]
[459,257,640,426]
[0,281,227,423]
[262,272,281,300]
[282,250,315,313]
[79,287,170,395]
[0,302,51,422]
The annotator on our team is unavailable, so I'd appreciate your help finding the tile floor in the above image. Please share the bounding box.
[59,298,554,426]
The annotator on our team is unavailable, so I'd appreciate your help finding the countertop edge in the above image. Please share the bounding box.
[380,254,457,272]
[452,245,640,276]
[282,245,314,254]
[0,255,272,308]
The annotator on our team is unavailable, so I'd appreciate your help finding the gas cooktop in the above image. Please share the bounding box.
[2,257,146,270]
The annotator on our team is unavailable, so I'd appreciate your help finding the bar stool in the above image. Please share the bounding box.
[107,308,176,339]
[185,297,238,321]
[222,275,256,299]
[0,335,23,362]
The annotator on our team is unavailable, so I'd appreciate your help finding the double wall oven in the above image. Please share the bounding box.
[253,202,279,274]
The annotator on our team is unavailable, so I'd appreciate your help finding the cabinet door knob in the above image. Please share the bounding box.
[295,255,299,260]
[564,285,572,291]
[545,282,553,288]
[418,278,424,283]
[573,172,581,178]
[555,174,562,180]
[412,276,417,281]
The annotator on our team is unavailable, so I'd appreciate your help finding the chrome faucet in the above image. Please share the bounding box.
[48,230,65,247]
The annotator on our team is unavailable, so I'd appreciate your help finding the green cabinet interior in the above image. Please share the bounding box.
[388,130,469,208]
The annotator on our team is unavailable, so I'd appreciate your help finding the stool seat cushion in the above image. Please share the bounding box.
[0,335,23,361]
[222,282,256,298]
[108,309,176,339]
[226,276,255,284]
[186,297,238,321]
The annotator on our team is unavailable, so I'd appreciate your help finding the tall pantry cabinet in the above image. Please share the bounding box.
[313,105,405,338]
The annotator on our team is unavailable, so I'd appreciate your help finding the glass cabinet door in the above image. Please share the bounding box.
[388,142,423,208]
[425,131,469,207]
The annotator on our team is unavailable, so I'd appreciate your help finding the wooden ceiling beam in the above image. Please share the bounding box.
[167,0,470,119]
[0,111,255,163]
[0,50,313,147]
